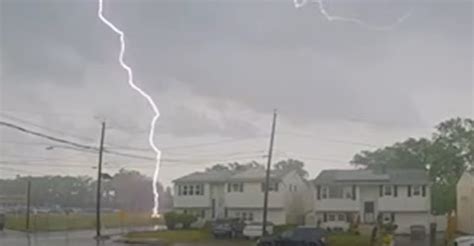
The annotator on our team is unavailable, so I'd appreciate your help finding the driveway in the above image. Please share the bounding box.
[395,234,445,246]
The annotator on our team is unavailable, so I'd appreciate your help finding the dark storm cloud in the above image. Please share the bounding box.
[1,0,472,136]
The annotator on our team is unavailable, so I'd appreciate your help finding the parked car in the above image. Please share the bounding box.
[454,235,474,246]
[257,226,328,246]
[0,212,5,231]
[211,218,245,239]
[243,222,274,240]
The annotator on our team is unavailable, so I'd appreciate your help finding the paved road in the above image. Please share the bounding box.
[0,229,255,246]
[0,229,127,246]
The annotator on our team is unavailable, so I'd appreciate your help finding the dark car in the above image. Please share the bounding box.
[257,226,328,246]
[211,218,245,239]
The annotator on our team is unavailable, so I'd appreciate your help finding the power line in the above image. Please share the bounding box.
[0,112,96,143]
[0,120,155,161]
[0,166,48,175]
[106,135,269,153]
[278,131,378,148]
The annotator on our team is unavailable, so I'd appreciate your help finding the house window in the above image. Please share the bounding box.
[195,185,201,195]
[261,182,279,192]
[328,214,336,222]
[413,186,421,196]
[384,186,392,196]
[195,184,204,196]
[344,187,352,199]
[321,187,328,199]
[242,212,247,220]
[248,212,254,221]
[189,185,194,195]
[230,183,243,192]
[337,213,346,222]
[325,186,343,199]
[183,185,188,195]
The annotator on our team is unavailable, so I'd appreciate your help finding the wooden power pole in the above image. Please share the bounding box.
[262,109,277,236]
[25,179,31,231]
[95,122,106,238]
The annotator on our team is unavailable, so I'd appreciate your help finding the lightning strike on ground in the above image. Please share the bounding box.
[294,0,411,31]
[97,0,162,218]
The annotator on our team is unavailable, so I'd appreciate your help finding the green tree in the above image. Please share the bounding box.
[273,159,308,178]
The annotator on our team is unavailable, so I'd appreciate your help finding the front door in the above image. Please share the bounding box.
[364,201,375,223]
[211,199,216,219]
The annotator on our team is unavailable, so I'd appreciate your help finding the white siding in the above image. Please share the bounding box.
[225,182,284,208]
[173,183,210,208]
[315,212,352,231]
[228,208,286,225]
[378,186,430,212]
[316,199,360,211]
[457,172,474,234]
[281,170,309,224]
[210,184,226,218]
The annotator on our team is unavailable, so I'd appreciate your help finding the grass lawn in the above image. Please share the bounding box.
[328,233,371,246]
[127,230,211,242]
[5,212,157,231]
[126,229,370,246]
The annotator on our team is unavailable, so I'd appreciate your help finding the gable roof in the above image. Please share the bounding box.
[314,168,429,185]
[173,167,295,183]
[173,169,236,183]
[228,167,292,182]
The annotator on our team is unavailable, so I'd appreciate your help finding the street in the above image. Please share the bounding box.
[0,229,255,246]
[0,229,125,246]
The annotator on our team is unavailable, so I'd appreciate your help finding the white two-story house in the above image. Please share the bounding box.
[173,167,309,225]
[173,169,233,220]
[311,168,431,234]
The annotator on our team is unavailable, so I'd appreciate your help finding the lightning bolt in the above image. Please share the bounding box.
[294,0,411,31]
[97,0,162,218]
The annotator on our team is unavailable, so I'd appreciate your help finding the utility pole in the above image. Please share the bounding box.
[95,122,106,239]
[25,179,31,231]
[262,109,277,236]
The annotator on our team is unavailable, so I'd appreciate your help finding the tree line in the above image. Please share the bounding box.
[0,168,173,212]
[1,117,471,215]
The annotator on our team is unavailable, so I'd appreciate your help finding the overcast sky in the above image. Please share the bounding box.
[0,0,472,186]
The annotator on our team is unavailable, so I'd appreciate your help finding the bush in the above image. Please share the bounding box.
[178,214,197,229]
[163,212,197,230]
[164,212,179,230]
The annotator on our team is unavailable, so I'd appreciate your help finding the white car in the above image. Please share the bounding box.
[243,222,274,240]
[454,236,474,246]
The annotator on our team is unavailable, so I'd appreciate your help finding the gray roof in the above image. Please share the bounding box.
[173,168,294,183]
[313,169,429,185]
[228,168,291,181]
[173,169,235,183]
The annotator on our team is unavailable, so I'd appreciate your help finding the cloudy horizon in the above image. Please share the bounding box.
[1,0,472,186]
